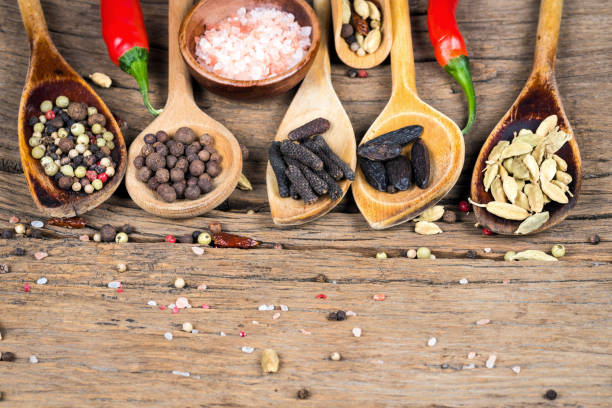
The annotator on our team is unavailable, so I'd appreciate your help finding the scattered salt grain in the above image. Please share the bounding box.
[29,355,38,363]
[512,366,521,374]
[258,304,274,311]
[241,346,254,354]
[463,363,475,370]
[427,337,437,347]
[79,234,90,242]
[352,327,362,337]
[299,329,311,335]
[252,321,259,325]
[147,300,157,306]
[220,331,226,336]
[279,304,288,311]
[191,246,204,256]
[34,252,48,260]
[192,329,199,334]
[484,247,492,253]
[164,332,173,341]
[176,297,190,309]
[31,220,44,228]
[272,312,281,320]
[468,352,476,359]
[197,283,207,290]
[36,277,48,285]
[195,7,312,81]
[486,354,497,368]
[459,278,468,285]
[476,319,491,325]
[107,281,121,289]
[373,293,386,301]
[346,311,357,317]
[172,370,190,377]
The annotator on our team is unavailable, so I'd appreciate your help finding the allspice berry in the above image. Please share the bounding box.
[99,224,117,242]
[174,127,196,144]
[155,143,169,156]
[443,210,457,223]
[206,161,221,177]
[198,149,210,162]
[155,168,170,183]
[175,157,189,172]
[141,144,154,157]
[147,177,161,191]
[58,138,74,153]
[185,142,201,156]
[170,168,184,183]
[58,175,73,190]
[173,181,186,198]
[168,141,184,157]
[87,113,106,127]
[137,166,152,182]
[184,185,201,200]
[199,133,213,146]
[145,152,166,172]
[157,183,177,203]
[67,102,87,120]
[166,155,178,169]
[198,174,213,193]
[189,160,205,177]
[144,133,156,144]
[156,130,169,143]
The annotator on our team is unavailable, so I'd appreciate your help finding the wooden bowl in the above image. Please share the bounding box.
[179,0,321,99]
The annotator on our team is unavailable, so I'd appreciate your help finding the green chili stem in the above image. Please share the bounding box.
[444,55,475,135]
[119,47,162,117]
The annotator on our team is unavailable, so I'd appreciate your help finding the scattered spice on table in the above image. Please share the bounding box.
[296,388,310,400]
[261,349,280,373]
[459,278,468,285]
[485,354,497,368]
[34,251,48,260]
[24,283,30,293]
[164,332,173,341]
[330,352,342,361]
[315,293,327,300]
[46,217,86,228]
[476,319,490,325]
[212,232,259,249]
[512,366,521,374]
[182,322,194,333]
[174,278,185,289]
[241,346,254,354]
[544,389,557,400]
[0,352,16,362]
[108,281,121,289]
[29,355,38,364]
[588,234,600,245]
[36,277,47,285]
[0,264,8,274]
[352,327,362,337]
[375,252,387,259]
[427,337,437,347]
[372,293,385,301]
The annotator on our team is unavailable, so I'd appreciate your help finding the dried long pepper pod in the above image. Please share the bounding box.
[296,163,329,196]
[212,232,259,249]
[360,158,387,191]
[289,184,300,200]
[268,142,290,197]
[308,136,355,180]
[280,140,324,171]
[285,164,318,204]
[288,118,330,142]
[385,156,412,191]
[301,139,343,180]
[361,125,423,147]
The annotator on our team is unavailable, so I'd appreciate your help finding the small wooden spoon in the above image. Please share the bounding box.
[331,0,392,69]
[352,0,464,230]
[17,0,127,217]
[125,0,242,219]
[470,0,581,235]
[266,0,356,226]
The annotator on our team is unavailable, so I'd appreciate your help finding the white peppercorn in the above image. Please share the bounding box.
[117,263,127,272]
[92,179,103,190]
[15,223,26,235]
[376,252,387,259]
[72,182,82,192]
[84,184,94,194]
[93,232,101,242]
[174,278,185,289]
[406,249,417,259]
[182,322,193,332]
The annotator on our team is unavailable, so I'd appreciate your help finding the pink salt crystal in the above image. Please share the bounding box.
[373,293,386,301]
[9,216,19,224]
[172,306,179,314]
[159,305,166,311]
[79,235,90,242]
[176,297,190,309]
[197,284,207,290]
[195,7,312,81]
[34,252,48,260]
[299,329,311,335]
[272,312,280,320]
[476,318,491,325]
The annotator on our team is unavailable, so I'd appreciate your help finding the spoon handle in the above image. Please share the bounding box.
[532,0,563,74]
[17,0,51,48]
[167,0,195,107]
[389,0,417,94]
[305,0,331,83]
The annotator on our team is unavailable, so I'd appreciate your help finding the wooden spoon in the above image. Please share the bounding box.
[266,0,356,226]
[17,0,127,217]
[470,0,581,235]
[352,0,464,230]
[331,0,392,69]
[125,0,242,219]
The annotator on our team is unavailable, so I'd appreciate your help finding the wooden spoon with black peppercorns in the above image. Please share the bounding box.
[17,0,127,217]
[125,0,242,218]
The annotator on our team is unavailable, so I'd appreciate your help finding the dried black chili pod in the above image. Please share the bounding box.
[360,158,387,192]
[411,139,430,189]
[280,140,324,171]
[357,142,402,161]
[385,155,412,191]
[361,125,423,147]
[285,164,318,204]
[287,117,330,142]
[268,142,290,197]
[307,136,354,180]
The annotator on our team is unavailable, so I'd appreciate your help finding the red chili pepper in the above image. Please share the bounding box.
[46,217,87,229]
[427,0,476,134]
[100,0,161,116]
[212,232,259,249]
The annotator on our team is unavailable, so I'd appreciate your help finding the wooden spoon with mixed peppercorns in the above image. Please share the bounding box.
[125,0,242,218]
[17,0,127,217]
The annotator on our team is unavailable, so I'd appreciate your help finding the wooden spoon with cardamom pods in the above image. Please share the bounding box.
[470,0,581,235]
[331,0,392,69]
[352,0,464,230]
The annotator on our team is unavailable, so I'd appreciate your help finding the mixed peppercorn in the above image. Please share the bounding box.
[27,96,118,194]
[340,0,383,56]
[133,127,221,203]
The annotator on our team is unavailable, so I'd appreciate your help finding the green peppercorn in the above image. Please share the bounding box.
[96,138,106,148]
[92,179,103,190]
[31,145,46,159]
[76,143,87,154]
[74,166,87,178]
[416,247,431,259]
[57,128,69,138]
[504,251,516,261]
[197,232,212,245]
[376,252,387,259]
[33,122,45,133]
[114,232,129,243]
[40,156,53,167]
[40,100,53,113]
[91,123,103,134]
[87,106,97,116]
[551,244,565,258]
[38,115,47,124]
[44,162,59,176]
[55,95,69,108]
[76,134,89,145]
[71,123,85,136]
[60,164,74,177]
[103,131,114,141]
[29,136,41,147]
[106,140,115,150]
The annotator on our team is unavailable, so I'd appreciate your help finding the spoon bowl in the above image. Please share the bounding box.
[126,0,242,219]
[266,0,356,226]
[331,0,392,69]
[17,0,127,217]
[352,0,464,230]
[470,0,581,235]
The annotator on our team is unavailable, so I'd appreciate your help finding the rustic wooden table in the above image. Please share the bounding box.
[1,0,611,406]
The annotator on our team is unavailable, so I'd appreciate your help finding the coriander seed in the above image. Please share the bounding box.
[504,251,516,261]
[114,232,128,243]
[416,247,431,259]
[551,244,565,258]
[174,278,185,289]
[182,322,194,332]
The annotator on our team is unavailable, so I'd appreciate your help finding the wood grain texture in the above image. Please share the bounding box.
[331,0,393,69]
[266,0,356,225]
[0,0,611,405]
[470,0,582,235]
[352,0,464,229]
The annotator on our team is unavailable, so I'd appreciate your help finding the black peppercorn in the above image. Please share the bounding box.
[466,250,477,259]
[144,133,156,144]
[99,224,117,242]
[1,229,14,239]
[544,390,557,400]
[347,69,358,78]
[192,230,202,242]
[588,234,600,245]
[0,352,16,362]
[14,247,25,256]
[30,229,42,239]
[28,116,38,126]
[296,389,310,400]
[120,224,134,234]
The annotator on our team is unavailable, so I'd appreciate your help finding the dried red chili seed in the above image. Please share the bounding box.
[482,227,493,235]
[165,235,176,243]
[459,200,470,212]
[315,293,327,299]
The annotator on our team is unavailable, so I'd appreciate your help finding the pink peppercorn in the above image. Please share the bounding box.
[86,170,97,181]
[97,173,108,183]
[165,235,176,243]
[482,227,494,235]
[24,283,31,292]
[316,293,327,299]
[202,304,210,309]
[239,331,246,337]
[357,69,368,78]
[172,306,179,314]
[159,305,166,311]
[117,288,123,293]
[45,110,55,120]
[459,200,470,212]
